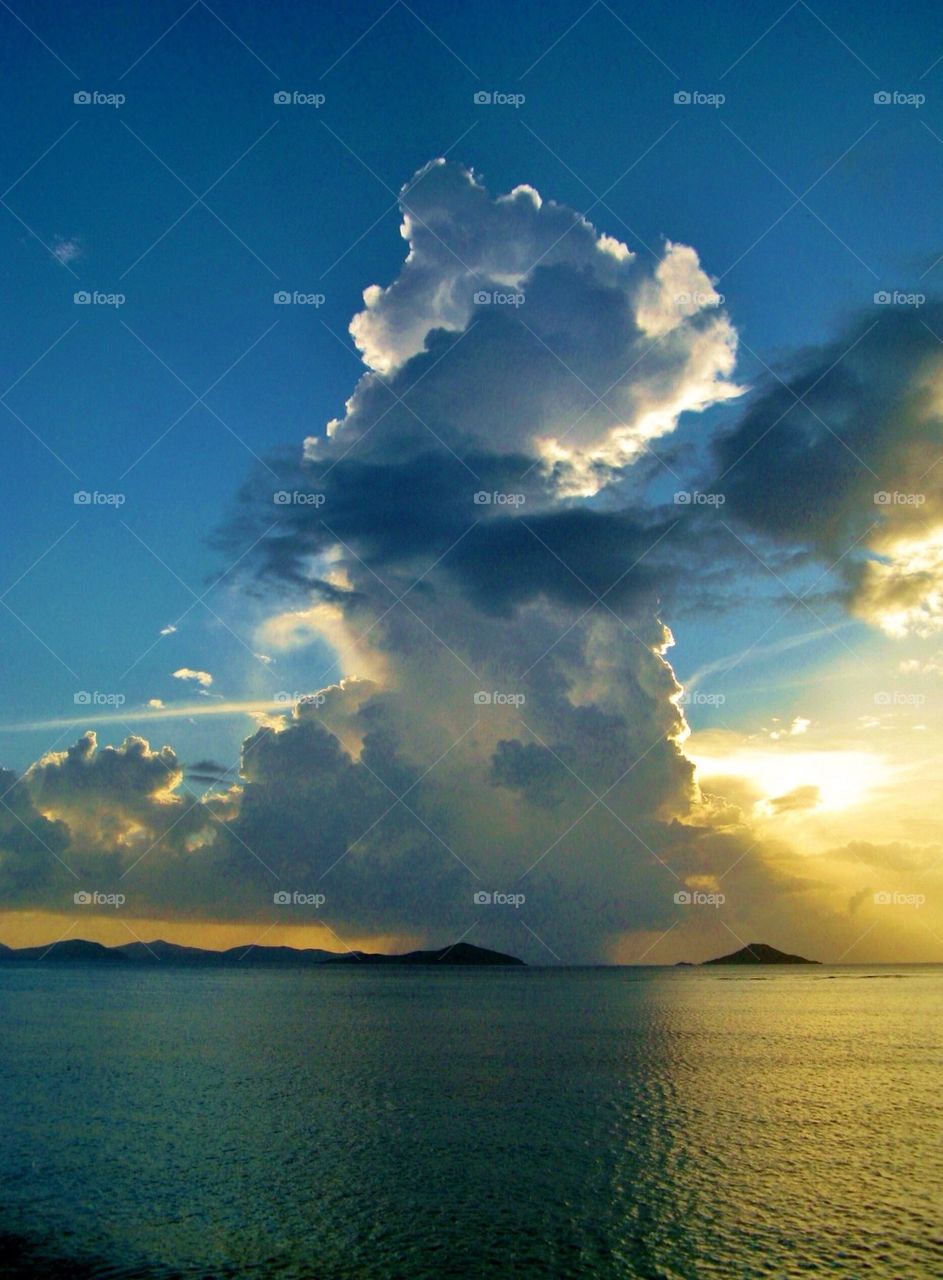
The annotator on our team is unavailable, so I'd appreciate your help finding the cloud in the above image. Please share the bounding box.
[769,716,811,740]
[52,235,81,265]
[25,732,183,838]
[5,162,939,962]
[3,735,208,905]
[186,759,232,786]
[3,733,246,917]
[331,158,740,496]
[147,699,164,709]
[0,769,72,903]
[179,161,810,955]
[714,305,943,636]
[172,668,213,687]
[829,840,942,875]
[766,784,821,814]
[899,652,943,676]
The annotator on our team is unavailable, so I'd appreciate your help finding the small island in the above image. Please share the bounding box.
[326,942,523,966]
[703,942,819,965]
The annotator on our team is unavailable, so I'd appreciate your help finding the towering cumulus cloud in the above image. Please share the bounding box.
[332,159,739,492]
[211,160,754,956]
[14,162,940,959]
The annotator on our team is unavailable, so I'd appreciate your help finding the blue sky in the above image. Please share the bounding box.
[6,0,942,773]
[3,0,943,960]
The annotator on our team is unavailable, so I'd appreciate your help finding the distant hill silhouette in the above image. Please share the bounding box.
[704,942,819,965]
[116,939,337,965]
[327,942,524,966]
[0,938,524,967]
[6,939,126,963]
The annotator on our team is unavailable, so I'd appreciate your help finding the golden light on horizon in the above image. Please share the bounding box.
[0,911,420,956]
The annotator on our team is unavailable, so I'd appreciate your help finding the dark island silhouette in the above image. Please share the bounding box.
[0,938,524,966]
[326,941,522,966]
[0,938,819,967]
[702,942,819,965]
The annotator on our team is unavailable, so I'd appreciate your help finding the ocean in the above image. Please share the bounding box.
[1,964,940,1278]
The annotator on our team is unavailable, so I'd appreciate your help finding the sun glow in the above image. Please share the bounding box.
[691,747,890,814]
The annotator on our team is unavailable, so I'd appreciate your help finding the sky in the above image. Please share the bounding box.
[2,0,943,963]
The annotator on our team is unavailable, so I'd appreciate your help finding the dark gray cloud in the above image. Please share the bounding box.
[713,304,943,634]
[0,770,72,903]
[767,785,821,814]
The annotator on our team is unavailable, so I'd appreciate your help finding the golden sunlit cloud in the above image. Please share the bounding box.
[255,599,389,685]
[691,745,891,814]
